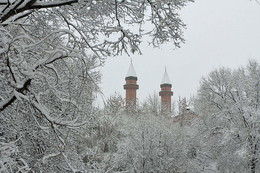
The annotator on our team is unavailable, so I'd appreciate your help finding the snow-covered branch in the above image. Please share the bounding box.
[0,0,78,23]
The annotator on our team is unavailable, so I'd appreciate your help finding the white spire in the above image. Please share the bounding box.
[161,67,171,84]
[126,59,137,77]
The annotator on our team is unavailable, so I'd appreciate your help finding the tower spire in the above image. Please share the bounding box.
[161,67,171,85]
[124,60,139,112]
[126,59,137,78]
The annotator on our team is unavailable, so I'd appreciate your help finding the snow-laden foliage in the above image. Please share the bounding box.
[104,92,125,115]
[142,92,161,116]
[0,12,100,172]
[112,114,180,173]
[76,106,204,173]
[100,112,199,173]
[0,0,192,57]
[0,137,30,172]
[194,60,260,173]
[0,0,192,172]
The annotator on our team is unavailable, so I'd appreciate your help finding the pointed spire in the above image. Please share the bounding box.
[161,67,171,85]
[126,59,137,77]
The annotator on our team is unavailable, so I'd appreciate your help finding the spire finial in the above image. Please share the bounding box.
[161,67,171,85]
[126,59,137,77]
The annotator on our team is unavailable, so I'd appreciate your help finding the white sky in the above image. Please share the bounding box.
[96,0,260,107]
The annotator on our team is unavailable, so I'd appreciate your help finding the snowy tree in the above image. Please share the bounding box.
[177,97,190,115]
[102,107,206,173]
[104,92,124,115]
[110,113,182,173]
[77,112,120,172]
[194,60,260,173]
[142,92,161,116]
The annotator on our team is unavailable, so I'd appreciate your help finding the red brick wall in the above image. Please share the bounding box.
[124,79,138,109]
[159,86,173,113]
[126,79,137,84]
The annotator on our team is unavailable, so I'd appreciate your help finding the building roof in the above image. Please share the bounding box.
[161,67,171,85]
[126,60,137,77]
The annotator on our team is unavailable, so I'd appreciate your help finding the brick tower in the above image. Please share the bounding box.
[124,61,139,110]
[159,68,173,113]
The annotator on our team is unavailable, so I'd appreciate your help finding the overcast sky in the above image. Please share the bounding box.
[96,0,260,107]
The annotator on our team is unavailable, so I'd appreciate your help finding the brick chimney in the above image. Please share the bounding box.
[159,68,173,114]
[124,61,139,110]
